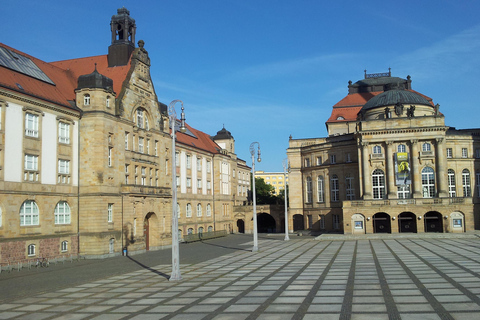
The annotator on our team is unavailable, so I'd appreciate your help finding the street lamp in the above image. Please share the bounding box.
[250,142,261,252]
[283,158,290,241]
[169,100,186,281]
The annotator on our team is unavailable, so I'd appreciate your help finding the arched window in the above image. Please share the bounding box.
[317,176,324,203]
[83,94,90,106]
[28,244,36,256]
[136,108,149,129]
[373,145,382,154]
[345,174,355,200]
[198,227,204,234]
[331,175,339,202]
[372,169,385,199]
[422,142,431,152]
[208,226,213,232]
[421,167,435,198]
[186,203,192,217]
[197,203,202,217]
[187,228,193,235]
[448,169,456,197]
[206,204,212,216]
[20,200,39,226]
[462,169,471,197]
[61,241,68,252]
[336,116,345,120]
[305,177,312,203]
[54,201,71,225]
[398,144,406,153]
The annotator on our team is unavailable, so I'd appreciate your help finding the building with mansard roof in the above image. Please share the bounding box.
[287,70,480,234]
[0,8,249,266]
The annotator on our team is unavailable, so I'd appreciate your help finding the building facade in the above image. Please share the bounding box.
[255,171,288,195]
[0,8,249,266]
[287,70,480,234]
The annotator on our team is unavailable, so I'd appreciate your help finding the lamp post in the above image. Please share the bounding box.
[250,142,261,252]
[283,158,290,241]
[169,100,186,281]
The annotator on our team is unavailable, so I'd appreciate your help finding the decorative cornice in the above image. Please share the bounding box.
[359,126,448,136]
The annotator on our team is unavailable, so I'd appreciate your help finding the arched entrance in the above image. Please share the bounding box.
[424,211,443,233]
[144,212,159,250]
[398,212,417,233]
[237,219,245,233]
[257,213,276,233]
[293,214,304,231]
[373,212,391,233]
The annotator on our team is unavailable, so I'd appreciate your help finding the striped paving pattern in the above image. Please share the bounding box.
[1,238,480,319]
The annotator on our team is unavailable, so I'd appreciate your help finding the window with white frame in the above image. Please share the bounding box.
[124,132,129,150]
[316,156,322,165]
[176,176,180,187]
[138,137,144,153]
[317,175,324,202]
[462,148,468,158]
[422,143,431,152]
[221,162,229,195]
[136,108,149,129]
[197,203,202,217]
[106,96,111,108]
[197,158,201,171]
[206,204,212,216]
[186,203,192,217]
[58,159,70,184]
[447,148,453,158]
[345,174,355,200]
[107,203,113,222]
[141,167,146,185]
[372,169,385,199]
[305,176,312,203]
[28,244,36,256]
[421,167,435,198]
[20,200,39,226]
[186,178,192,188]
[398,144,406,153]
[155,140,158,156]
[397,185,410,199]
[207,161,211,173]
[186,155,192,169]
[61,241,68,252]
[25,113,39,137]
[197,179,202,188]
[58,122,70,144]
[55,201,71,225]
[331,174,339,202]
[146,139,150,154]
[207,181,211,190]
[373,145,382,154]
[176,203,181,218]
[175,152,180,167]
[330,155,336,164]
[83,94,90,106]
[24,154,39,182]
[304,158,311,167]
[462,169,471,197]
[448,169,456,197]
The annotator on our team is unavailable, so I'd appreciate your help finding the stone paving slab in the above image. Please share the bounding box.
[2,237,480,319]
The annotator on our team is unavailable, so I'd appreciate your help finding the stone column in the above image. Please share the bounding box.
[411,140,422,198]
[361,142,371,199]
[386,141,396,199]
[436,138,448,198]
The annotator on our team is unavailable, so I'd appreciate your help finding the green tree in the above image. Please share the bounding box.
[252,177,278,204]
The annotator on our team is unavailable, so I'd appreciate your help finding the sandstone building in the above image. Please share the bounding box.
[287,70,480,234]
[0,8,248,266]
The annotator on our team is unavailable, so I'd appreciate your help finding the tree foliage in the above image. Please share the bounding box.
[252,177,282,205]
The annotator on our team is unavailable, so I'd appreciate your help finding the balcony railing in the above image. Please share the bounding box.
[345,197,472,207]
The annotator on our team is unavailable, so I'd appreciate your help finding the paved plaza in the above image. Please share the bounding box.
[2,234,480,319]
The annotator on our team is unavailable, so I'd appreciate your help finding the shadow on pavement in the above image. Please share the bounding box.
[127,256,170,279]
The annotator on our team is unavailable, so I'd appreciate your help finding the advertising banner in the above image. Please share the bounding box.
[395,152,411,185]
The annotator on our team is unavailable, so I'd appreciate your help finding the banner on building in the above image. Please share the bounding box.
[395,152,411,185]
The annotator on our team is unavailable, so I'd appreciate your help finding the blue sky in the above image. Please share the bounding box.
[4,0,480,171]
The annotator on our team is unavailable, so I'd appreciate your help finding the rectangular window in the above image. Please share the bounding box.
[447,148,452,158]
[125,132,129,150]
[107,204,113,222]
[476,148,480,159]
[132,135,136,152]
[304,158,310,167]
[197,179,202,188]
[186,155,192,169]
[345,176,355,200]
[453,219,462,228]
[462,148,468,158]
[58,159,70,174]
[155,140,158,156]
[207,161,211,173]
[58,122,70,144]
[187,178,192,187]
[330,155,336,164]
[175,152,180,167]
[25,113,39,137]
[333,214,340,230]
[138,137,144,153]
[108,147,113,166]
[25,154,38,171]
[207,181,211,190]
[346,153,352,163]
[197,158,201,171]
[146,139,150,154]
[316,156,322,166]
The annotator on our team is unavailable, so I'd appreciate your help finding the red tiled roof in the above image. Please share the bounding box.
[50,55,131,99]
[175,122,221,155]
[327,106,363,123]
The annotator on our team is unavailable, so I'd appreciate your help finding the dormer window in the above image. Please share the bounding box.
[84,94,90,106]
[336,116,345,120]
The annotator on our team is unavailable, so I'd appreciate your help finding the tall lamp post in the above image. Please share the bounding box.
[250,142,261,252]
[283,158,290,241]
[169,100,186,281]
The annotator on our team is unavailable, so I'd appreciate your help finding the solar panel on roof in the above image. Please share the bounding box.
[0,46,55,85]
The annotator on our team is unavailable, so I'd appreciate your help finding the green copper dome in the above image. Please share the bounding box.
[362,89,431,111]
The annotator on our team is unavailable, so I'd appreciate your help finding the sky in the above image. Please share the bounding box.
[3,0,480,171]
